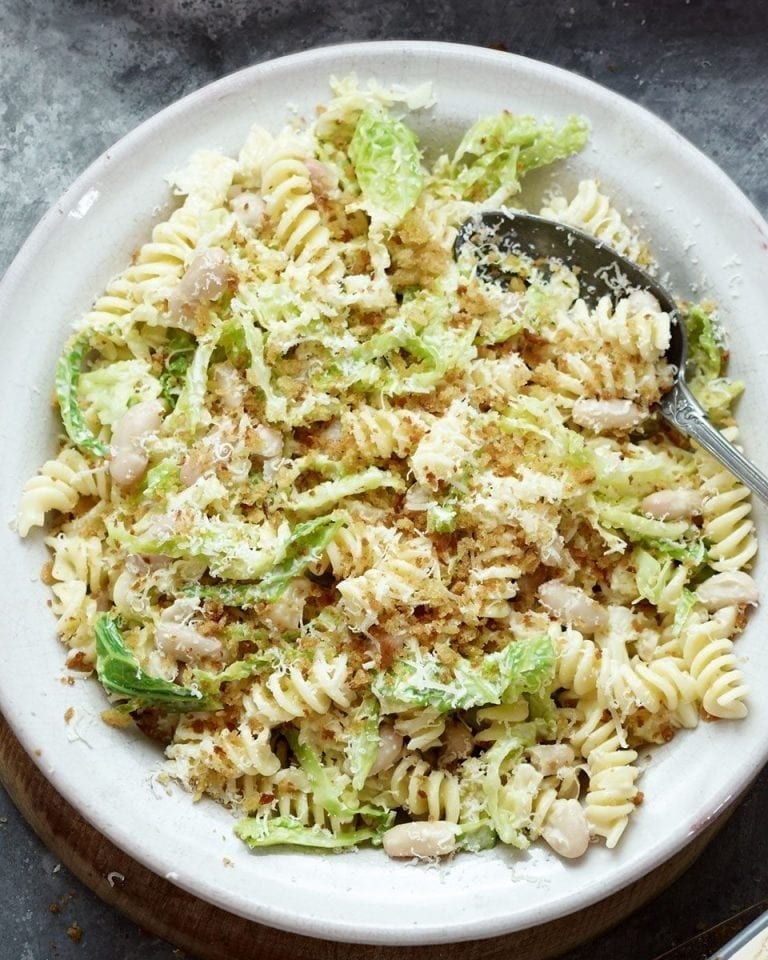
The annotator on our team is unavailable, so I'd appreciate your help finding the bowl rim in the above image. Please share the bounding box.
[2,39,768,946]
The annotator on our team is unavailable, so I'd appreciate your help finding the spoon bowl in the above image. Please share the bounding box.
[455,210,768,504]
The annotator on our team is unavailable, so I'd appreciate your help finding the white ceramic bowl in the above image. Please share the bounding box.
[2,41,767,946]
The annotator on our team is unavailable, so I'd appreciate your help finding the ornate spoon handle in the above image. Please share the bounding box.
[659,378,768,505]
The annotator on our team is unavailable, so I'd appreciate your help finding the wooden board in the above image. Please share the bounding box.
[0,711,726,960]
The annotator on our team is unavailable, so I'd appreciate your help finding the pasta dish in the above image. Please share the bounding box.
[17,77,758,861]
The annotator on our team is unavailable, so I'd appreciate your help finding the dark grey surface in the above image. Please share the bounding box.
[2,1,768,958]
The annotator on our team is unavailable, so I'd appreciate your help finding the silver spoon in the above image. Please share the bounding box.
[455,210,768,504]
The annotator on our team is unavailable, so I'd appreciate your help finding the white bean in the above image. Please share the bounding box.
[160,597,199,624]
[263,577,312,632]
[230,191,265,230]
[382,821,459,859]
[528,744,575,776]
[695,571,759,611]
[541,799,590,859]
[642,489,703,521]
[156,598,220,662]
[369,725,404,776]
[538,580,608,633]
[156,622,221,662]
[168,247,234,326]
[111,398,164,449]
[305,158,336,197]
[109,399,165,488]
[251,424,283,459]
[572,398,645,433]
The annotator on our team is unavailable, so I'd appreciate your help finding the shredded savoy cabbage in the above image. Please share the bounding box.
[18,76,757,862]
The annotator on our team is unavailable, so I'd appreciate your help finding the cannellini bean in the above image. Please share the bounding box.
[251,424,283,459]
[160,597,199,623]
[383,821,459,859]
[109,450,148,489]
[156,622,221,661]
[695,571,759,611]
[572,398,645,433]
[305,158,335,197]
[528,744,576,776]
[642,489,703,521]
[230,191,265,230]
[440,720,475,765]
[109,399,165,488]
[369,724,404,776]
[156,598,221,662]
[111,398,164,449]
[541,799,590,859]
[538,580,608,633]
[213,362,246,412]
[262,577,312,632]
[168,247,234,325]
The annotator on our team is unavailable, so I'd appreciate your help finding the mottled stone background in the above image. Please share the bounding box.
[1,1,767,958]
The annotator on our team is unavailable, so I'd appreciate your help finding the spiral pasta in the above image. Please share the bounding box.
[341,405,432,461]
[540,178,646,264]
[528,778,560,836]
[259,136,342,280]
[467,354,530,409]
[322,518,397,579]
[18,448,110,536]
[242,653,352,726]
[681,607,748,719]
[532,290,674,409]
[440,525,527,624]
[697,431,757,573]
[76,148,238,336]
[626,656,699,727]
[570,699,640,846]
[336,532,447,630]
[554,628,599,697]
[243,767,353,833]
[584,747,640,848]
[47,532,106,597]
[388,754,462,822]
[393,708,446,751]
[167,720,285,805]
[112,208,200,311]
[410,399,480,490]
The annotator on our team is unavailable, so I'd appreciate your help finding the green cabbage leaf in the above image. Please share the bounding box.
[349,107,424,227]
[684,304,744,422]
[193,515,341,605]
[373,636,555,713]
[448,113,588,202]
[55,338,109,457]
[235,816,384,850]
[95,613,208,712]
